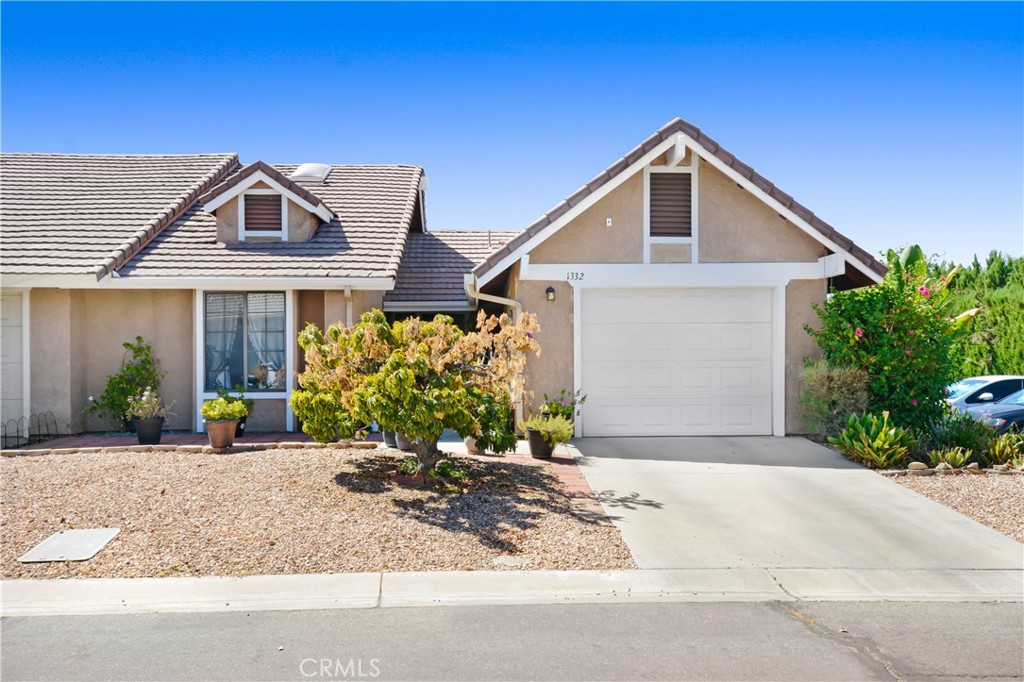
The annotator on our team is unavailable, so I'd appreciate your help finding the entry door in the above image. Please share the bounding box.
[580,288,773,436]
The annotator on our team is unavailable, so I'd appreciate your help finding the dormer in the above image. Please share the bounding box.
[199,160,335,243]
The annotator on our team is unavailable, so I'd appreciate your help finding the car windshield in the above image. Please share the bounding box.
[947,379,986,399]
[996,389,1024,406]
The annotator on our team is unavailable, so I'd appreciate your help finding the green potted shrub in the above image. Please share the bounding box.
[89,336,164,431]
[523,414,575,459]
[200,397,248,448]
[126,387,172,445]
[216,387,254,438]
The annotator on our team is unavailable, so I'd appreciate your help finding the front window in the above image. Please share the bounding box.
[204,292,286,392]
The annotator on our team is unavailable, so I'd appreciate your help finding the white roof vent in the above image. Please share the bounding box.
[289,163,332,183]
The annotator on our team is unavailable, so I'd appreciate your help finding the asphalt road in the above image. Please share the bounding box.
[3,601,1022,681]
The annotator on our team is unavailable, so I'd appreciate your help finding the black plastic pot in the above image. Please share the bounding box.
[396,432,414,452]
[133,417,164,445]
[234,415,247,438]
[382,430,398,448]
[526,428,552,459]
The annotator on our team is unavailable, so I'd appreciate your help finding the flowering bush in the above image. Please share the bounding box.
[806,245,977,427]
[89,336,164,425]
[126,386,171,420]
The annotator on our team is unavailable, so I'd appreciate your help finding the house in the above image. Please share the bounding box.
[0,118,885,439]
[466,118,886,437]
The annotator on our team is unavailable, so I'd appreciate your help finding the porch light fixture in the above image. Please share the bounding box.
[546,286,556,302]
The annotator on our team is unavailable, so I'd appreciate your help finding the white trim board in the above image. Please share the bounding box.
[520,260,838,289]
[0,275,396,290]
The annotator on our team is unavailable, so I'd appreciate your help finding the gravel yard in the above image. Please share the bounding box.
[1,448,635,579]
[892,473,1024,543]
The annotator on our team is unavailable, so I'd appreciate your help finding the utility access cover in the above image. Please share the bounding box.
[19,528,120,563]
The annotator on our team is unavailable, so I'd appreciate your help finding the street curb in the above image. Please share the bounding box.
[3,568,1021,617]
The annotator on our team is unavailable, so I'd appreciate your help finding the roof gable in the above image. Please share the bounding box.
[472,118,887,285]
[200,160,334,223]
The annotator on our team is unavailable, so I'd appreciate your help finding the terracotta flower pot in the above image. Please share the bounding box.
[206,420,238,449]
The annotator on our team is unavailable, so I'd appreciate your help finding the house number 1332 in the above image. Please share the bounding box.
[566,272,584,281]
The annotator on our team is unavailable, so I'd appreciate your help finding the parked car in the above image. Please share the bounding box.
[966,389,1024,434]
[946,376,1024,412]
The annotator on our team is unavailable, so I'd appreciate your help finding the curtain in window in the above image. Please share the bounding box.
[246,293,286,390]
[204,293,244,391]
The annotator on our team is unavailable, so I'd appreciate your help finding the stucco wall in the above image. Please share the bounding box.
[287,201,320,242]
[785,279,826,434]
[29,289,75,432]
[650,243,692,263]
[246,398,286,432]
[516,280,574,415]
[699,163,826,263]
[530,173,644,264]
[30,289,194,432]
[353,290,385,318]
[215,196,239,242]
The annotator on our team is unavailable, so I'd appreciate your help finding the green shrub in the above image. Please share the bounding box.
[988,432,1024,465]
[540,389,587,420]
[927,447,974,469]
[290,390,355,443]
[806,245,973,427]
[200,397,247,422]
[523,415,576,447]
[799,360,869,439]
[89,336,164,425]
[924,409,996,458]
[828,412,917,469]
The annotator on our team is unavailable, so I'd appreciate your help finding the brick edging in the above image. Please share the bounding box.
[0,441,378,458]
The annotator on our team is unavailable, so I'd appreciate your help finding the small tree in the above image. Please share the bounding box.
[292,309,541,476]
[806,245,978,427]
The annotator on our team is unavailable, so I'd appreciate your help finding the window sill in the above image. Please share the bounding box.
[650,236,693,244]
[201,392,290,400]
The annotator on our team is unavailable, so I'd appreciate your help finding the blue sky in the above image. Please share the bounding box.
[2,2,1021,264]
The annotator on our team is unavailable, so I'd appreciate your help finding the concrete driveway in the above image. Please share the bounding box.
[572,437,1024,570]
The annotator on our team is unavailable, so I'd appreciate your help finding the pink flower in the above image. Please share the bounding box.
[908,330,915,335]
[912,399,918,406]
[918,285,931,297]
[906,349,911,355]
[855,327,864,338]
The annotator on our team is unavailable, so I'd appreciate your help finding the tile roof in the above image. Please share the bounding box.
[0,153,238,277]
[472,117,888,281]
[385,230,518,305]
[118,164,424,280]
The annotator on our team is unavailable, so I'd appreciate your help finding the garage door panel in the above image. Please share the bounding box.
[581,288,773,436]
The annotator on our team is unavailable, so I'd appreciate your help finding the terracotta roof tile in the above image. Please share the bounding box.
[385,230,518,304]
[472,118,887,280]
[0,153,238,276]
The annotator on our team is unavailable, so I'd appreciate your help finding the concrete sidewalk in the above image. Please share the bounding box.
[3,567,1021,617]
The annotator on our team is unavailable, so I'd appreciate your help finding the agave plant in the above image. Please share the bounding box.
[928,446,974,469]
[988,432,1024,465]
[828,411,917,469]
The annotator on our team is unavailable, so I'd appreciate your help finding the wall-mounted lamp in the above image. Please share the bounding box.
[545,286,556,302]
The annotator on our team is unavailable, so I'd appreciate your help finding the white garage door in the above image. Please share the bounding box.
[1,292,25,426]
[581,288,773,436]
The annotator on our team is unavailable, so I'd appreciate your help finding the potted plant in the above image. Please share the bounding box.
[201,397,248,448]
[126,386,172,445]
[88,336,164,431]
[523,415,575,459]
[216,387,254,438]
[540,389,587,422]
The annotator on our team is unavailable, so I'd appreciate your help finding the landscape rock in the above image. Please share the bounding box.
[908,461,928,470]
[908,468,935,476]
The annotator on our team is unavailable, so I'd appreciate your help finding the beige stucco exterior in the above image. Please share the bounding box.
[698,164,826,263]
[214,190,321,243]
[507,153,836,435]
[30,289,194,433]
[650,242,692,263]
[530,173,644,264]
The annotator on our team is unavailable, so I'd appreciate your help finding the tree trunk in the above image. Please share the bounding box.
[412,437,444,479]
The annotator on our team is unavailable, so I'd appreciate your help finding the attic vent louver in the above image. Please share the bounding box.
[289,163,332,183]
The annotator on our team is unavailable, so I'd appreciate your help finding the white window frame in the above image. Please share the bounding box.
[238,189,288,241]
[643,159,699,264]
[194,288,296,432]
